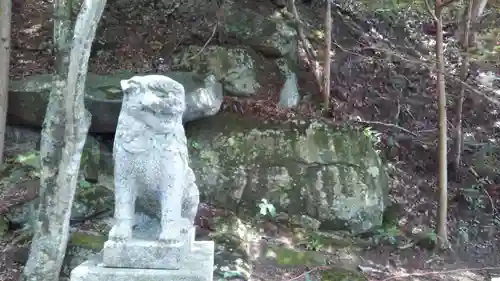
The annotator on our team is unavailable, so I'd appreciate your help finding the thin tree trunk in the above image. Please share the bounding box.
[323,0,332,109]
[0,0,12,165]
[453,0,473,172]
[53,0,73,73]
[456,0,488,46]
[21,0,106,280]
[288,0,323,94]
[434,0,450,249]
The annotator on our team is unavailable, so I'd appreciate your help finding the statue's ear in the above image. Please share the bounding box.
[120,79,131,93]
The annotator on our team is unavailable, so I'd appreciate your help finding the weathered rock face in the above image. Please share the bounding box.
[1,139,114,229]
[220,2,297,58]
[171,46,260,97]
[166,5,299,98]
[4,110,388,234]
[3,126,41,158]
[7,71,223,133]
[184,114,389,234]
[87,114,388,233]
[171,45,301,101]
[2,123,381,280]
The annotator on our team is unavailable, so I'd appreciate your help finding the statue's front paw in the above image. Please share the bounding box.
[108,220,133,241]
[158,230,181,244]
[158,219,190,244]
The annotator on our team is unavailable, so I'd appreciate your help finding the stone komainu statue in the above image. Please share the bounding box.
[109,74,199,243]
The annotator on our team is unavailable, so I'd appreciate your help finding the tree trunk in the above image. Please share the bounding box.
[434,0,450,250]
[0,0,12,165]
[323,0,332,109]
[21,0,107,280]
[453,0,473,173]
[456,0,488,47]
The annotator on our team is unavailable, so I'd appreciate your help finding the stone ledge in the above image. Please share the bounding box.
[71,241,214,281]
[102,228,196,270]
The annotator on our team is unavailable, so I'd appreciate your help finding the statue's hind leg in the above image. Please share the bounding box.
[158,166,187,243]
[181,168,200,226]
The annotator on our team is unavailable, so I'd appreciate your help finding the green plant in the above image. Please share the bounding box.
[14,151,41,178]
[372,225,402,245]
[78,179,92,189]
[15,151,41,169]
[257,198,276,218]
[189,140,201,150]
[305,236,325,251]
[363,127,382,145]
[462,177,489,211]
[217,271,244,281]
[414,230,437,249]
[420,230,437,242]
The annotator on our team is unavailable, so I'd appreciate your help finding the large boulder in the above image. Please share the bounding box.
[221,2,297,58]
[171,45,301,99]
[184,114,389,234]
[7,71,223,133]
[92,114,388,233]
[171,46,260,97]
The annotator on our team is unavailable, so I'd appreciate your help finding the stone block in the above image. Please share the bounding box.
[102,227,195,269]
[71,241,214,281]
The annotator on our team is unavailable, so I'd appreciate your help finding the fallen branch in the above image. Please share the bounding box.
[190,4,224,61]
[468,167,497,214]
[353,119,419,137]
[190,21,218,60]
[483,187,496,214]
[274,265,500,281]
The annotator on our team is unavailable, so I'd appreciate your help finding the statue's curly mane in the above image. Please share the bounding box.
[142,77,186,117]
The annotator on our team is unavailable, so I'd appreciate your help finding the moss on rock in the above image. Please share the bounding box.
[69,232,107,251]
[185,113,389,234]
[269,246,327,267]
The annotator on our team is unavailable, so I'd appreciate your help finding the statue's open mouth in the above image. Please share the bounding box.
[141,106,158,115]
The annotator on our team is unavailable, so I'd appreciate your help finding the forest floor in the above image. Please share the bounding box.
[3,0,500,280]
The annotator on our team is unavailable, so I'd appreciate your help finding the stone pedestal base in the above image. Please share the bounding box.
[71,241,214,281]
[102,227,195,269]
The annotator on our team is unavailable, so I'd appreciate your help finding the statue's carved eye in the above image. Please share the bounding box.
[122,80,142,97]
